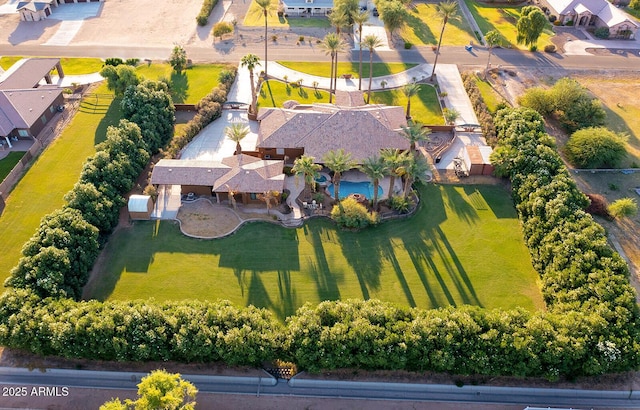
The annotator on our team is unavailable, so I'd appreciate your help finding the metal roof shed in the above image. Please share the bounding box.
[128,195,153,220]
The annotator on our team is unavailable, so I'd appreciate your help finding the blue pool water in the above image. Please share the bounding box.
[315,174,328,183]
[327,181,383,199]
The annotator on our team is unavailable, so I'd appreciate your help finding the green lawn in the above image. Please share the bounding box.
[0,83,121,285]
[136,63,233,104]
[402,3,476,46]
[257,79,331,108]
[243,1,330,28]
[0,57,103,74]
[625,7,640,19]
[278,62,418,79]
[464,0,554,50]
[472,74,506,112]
[85,184,544,321]
[371,85,443,125]
[0,152,26,182]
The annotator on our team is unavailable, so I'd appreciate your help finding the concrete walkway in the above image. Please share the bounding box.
[564,28,640,56]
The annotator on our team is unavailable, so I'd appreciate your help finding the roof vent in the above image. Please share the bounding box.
[168,168,172,172]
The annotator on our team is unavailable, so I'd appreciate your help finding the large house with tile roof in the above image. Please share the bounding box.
[539,0,638,38]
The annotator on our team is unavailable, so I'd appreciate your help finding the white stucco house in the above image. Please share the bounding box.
[281,0,333,16]
[539,0,638,38]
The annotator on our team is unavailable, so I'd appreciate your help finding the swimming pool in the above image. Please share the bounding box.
[327,181,383,199]
[315,174,328,183]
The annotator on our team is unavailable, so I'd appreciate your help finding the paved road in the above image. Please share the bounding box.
[0,367,639,409]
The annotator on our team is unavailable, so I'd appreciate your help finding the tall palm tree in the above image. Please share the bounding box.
[241,53,261,114]
[360,155,388,209]
[484,30,503,80]
[292,155,322,193]
[402,82,420,119]
[224,123,250,154]
[380,148,409,199]
[401,121,431,155]
[323,149,356,202]
[329,10,349,35]
[321,33,346,104]
[255,0,273,77]
[401,155,430,198]
[430,0,459,81]
[352,9,370,91]
[362,34,382,104]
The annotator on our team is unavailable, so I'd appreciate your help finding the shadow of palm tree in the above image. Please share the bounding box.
[170,72,189,103]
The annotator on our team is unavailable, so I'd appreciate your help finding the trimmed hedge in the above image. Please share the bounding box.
[197,0,220,26]
[461,72,497,146]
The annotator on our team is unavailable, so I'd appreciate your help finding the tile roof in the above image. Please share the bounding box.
[0,87,62,130]
[549,0,638,27]
[0,58,61,90]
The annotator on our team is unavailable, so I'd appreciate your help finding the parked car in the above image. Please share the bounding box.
[372,7,379,16]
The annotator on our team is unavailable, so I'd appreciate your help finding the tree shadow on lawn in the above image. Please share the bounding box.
[463,185,517,219]
[404,12,437,45]
[247,269,299,321]
[306,223,342,302]
[338,226,386,300]
[170,72,189,104]
[93,97,124,146]
[443,185,479,225]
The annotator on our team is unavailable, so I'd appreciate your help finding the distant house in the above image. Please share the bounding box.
[0,58,65,147]
[150,154,285,204]
[540,0,638,38]
[17,0,103,22]
[255,90,410,164]
[281,0,333,16]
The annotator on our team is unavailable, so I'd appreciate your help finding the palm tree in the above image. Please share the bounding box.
[225,123,250,154]
[381,148,409,199]
[400,121,431,155]
[320,33,346,104]
[484,30,503,80]
[352,9,370,91]
[255,0,273,77]
[362,34,382,104]
[430,0,459,81]
[402,82,420,119]
[323,149,356,202]
[380,1,406,42]
[329,10,349,35]
[241,53,261,114]
[258,190,279,215]
[292,155,322,193]
[400,155,430,198]
[360,155,388,209]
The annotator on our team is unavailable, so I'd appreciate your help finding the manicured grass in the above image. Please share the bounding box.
[464,0,554,50]
[85,184,544,321]
[472,73,506,112]
[370,85,443,125]
[0,152,25,182]
[625,7,640,19]
[257,79,331,108]
[0,83,121,286]
[0,57,103,74]
[401,3,476,46]
[136,63,233,104]
[243,1,330,28]
[278,62,418,78]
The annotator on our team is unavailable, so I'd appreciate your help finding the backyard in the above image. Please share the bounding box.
[84,184,545,321]
[0,57,104,74]
[0,152,25,181]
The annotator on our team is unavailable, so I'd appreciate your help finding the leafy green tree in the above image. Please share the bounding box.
[255,0,273,77]
[225,123,250,154]
[362,34,382,103]
[402,82,420,119]
[484,30,504,79]
[292,155,322,193]
[122,80,175,153]
[564,127,627,169]
[100,64,140,97]
[360,155,388,209]
[212,22,233,41]
[518,87,554,115]
[352,9,369,91]
[562,96,606,133]
[323,149,356,201]
[516,6,547,50]
[241,54,261,114]
[331,196,379,229]
[430,0,459,80]
[169,44,188,74]
[608,198,638,219]
[6,247,70,299]
[100,370,198,410]
[379,1,407,41]
[64,182,124,235]
[400,121,431,154]
[99,120,150,171]
[320,33,346,103]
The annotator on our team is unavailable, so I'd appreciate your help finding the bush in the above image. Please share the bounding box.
[548,14,557,23]
[544,44,556,53]
[564,127,627,169]
[197,0,219,26]
[388,195,413,213]
[585,194,611,219]
[594,27,610,39]
[461,72,497,145]
[608,198,638,219]
[518,87,554,115]
[104,57,123,67]
[404,42,412,49]
[125,58,140,66]
[331,197,379,229]
[565,20,574,26]
[213,22,233,40]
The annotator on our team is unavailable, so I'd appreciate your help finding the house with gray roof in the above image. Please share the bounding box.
[539,0,638,38]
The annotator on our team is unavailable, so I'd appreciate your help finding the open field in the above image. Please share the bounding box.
[0,83,120,285]
[84,184,544,321]
[277,62,418,78]
[0,57,103,74]
[465,0,554,50]
[401,3,476,46]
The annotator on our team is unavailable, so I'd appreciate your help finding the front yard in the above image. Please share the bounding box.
[84,184,544,321]
[401,3,476,46]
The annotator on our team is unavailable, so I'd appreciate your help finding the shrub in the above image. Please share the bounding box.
[213,22,233,40]
[104,57,123,67]
[197,0,219,26]
[404,42,412,49]
[388,195,413,213]
[125,58,140,66]
[594,27,610,39]
[299,35,305,42]
[331,197,379,229]
[565,20,574,26]
[271,35,278,42]
[518,87,553,115]
[608,198,638,219]
[632,0,640,10]
[461,72,497,145]
[585,194,611,219]
[548,14,557,23]
[564,127,627,169]
[544,44,556,53]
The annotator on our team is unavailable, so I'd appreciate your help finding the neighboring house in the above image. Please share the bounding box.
[255,90,410,164]
[281,0,333,16]
[150,154,285,204]
[0,58,65,147]
[540,0,638,38]
[17,0,103,22]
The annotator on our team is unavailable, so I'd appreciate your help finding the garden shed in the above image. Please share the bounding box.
[463,145,494,176]
[128,195,153,220]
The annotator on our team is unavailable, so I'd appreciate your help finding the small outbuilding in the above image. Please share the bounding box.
[463,145,494,176]
[128,195,153,220]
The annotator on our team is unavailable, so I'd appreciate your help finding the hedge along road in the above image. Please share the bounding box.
[0,367,639,409]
